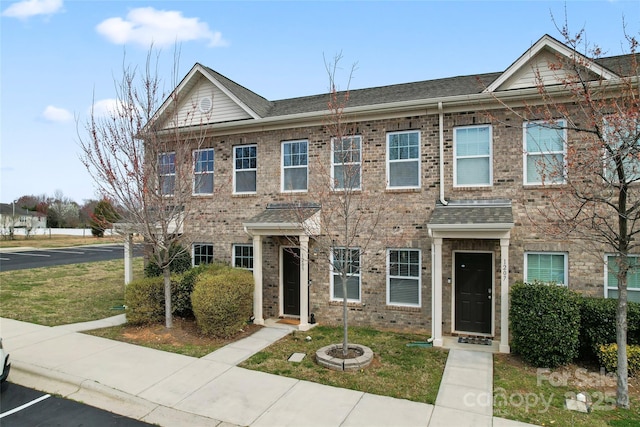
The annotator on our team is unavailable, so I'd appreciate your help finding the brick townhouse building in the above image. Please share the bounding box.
[143,34,639,353]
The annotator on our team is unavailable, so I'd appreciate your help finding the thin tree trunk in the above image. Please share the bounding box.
[616,275,629,408]
[163,265,173,329]
[342,272,348,357]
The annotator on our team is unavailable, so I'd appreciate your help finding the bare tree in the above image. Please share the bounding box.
[79,48,211,328]
[295,54,400,357]
[498,24,638,408]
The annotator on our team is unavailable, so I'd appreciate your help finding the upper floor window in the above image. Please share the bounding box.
[332,136,362,190]
[282,140,308,192]
[387,131,420,189]
[234,145,257,194]
[193,149,214,195]
[387,249,421,307]
[603,118,640,183]
[331,247,361,302]
[523,120,566,185]
[524,252,567,285]
[233,244,254,270]
[605,254,640,303]
[454,125,492,186]
[158,152,176,195]
[193,243,214,266]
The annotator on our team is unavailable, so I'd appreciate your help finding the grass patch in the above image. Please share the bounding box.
[239,325,448,404]
[0,234,125,249]
[86,318,261,358]
[494,354,640,426]
[0,258,143,326]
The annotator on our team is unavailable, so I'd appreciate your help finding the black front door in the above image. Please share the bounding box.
[455,252,492,334]
[283,248,300,316]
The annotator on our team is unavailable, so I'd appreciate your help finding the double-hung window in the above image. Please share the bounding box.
[233,244,254,270]
[332,136,361,190]
[387,131,420,189]
[234,145,257,193]
[282,140,308,192]
[158,152,176,195]
[387,249,421,307]
[454,125,492,186]
[605,254,640,303]
[193,243,214,266]
[331,248,361,302]
[523,120,567,185]
[524,252,567,285]
[603,118,640,183]
[193,149,214,195]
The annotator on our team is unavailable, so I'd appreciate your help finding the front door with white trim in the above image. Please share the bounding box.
[455,252,492,334]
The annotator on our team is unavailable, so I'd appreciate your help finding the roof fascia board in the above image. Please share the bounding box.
[484,34,620,93]
[197,65,262,119]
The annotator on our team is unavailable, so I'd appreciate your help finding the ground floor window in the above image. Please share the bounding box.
[387,249,421,307]
[193,243,214,266]
[331,248,361,302]
[524,252,567,285]
[605,254,640,303]
[233,244,253,270]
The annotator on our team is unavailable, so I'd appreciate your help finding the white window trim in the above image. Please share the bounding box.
[386,130,421,190]
[522,120,567,186]
[386,248,422,307]
[331,136,362,191]
[281,139,309,193]
[524,251,568,286]
[158,151,176,196]
[233,144,257,195]
[604,253,640,299]
[453,124,493,187]
[193,149,214,195]
[192,243,214,266]
[233,243,254,271]
[330,247,361,303]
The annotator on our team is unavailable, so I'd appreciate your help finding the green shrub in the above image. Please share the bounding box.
[171,262,227,317]
[597,343,640,376]
[192,266,254,338]
[579,297,640,360]
[510,281,580,368]
[125,276,165,325]
[144,244,192,277]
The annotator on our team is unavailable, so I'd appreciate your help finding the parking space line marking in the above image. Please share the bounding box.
[9,252,51,257]
[81,248,117,252]
[0,393,51,419]
[0,257,9,261]
[39,249,85,255]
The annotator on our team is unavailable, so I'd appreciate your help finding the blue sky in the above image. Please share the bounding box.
[1,0,639,205]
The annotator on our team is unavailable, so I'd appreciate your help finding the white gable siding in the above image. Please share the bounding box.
[164,77,252,129]
[498,50,568,91]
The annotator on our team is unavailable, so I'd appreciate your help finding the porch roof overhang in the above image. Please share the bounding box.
[427,199,514,239]
[243,203,321,237]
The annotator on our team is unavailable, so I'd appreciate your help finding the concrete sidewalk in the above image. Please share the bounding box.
[0,316,538,426]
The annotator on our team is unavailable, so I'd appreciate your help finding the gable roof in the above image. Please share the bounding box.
[151,35,637,129]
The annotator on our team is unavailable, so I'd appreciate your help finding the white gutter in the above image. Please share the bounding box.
[438,102,448,206]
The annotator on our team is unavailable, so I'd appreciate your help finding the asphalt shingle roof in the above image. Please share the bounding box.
[245,203,321,225]
[428,199,513,227]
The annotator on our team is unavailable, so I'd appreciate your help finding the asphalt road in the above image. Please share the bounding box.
[0,244,143,272]
[0,382,153,426]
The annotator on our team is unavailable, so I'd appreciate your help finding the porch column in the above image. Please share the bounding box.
[499,237,510,353]
[432,237,443,347]
[124,233,134,285]
[299,234,310,331]
[253,234,264,325]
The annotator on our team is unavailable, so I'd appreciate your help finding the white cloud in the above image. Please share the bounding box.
[2,0,63,19]
[90,99,120,117]
[96,7,228,48]
[42,105,72,122]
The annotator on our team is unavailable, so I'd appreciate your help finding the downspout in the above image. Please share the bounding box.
[438,102,448,206]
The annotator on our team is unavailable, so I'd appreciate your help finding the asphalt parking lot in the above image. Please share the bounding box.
[0,244,143,272]
[0,382,152,426]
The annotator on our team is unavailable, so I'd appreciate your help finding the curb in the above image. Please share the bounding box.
[10,361,230,426]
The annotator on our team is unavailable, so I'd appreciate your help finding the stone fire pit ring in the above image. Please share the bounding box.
[315,343,374,371]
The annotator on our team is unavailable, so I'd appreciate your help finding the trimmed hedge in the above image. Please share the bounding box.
[192,266,254,338]
[125,276,165,325]
[597,343,640,376]
[172,262,229,318]
[578,297,640,360]
[510,281,581,368]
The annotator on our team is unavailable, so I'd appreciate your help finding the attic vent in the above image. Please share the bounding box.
[199,96,213,113]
